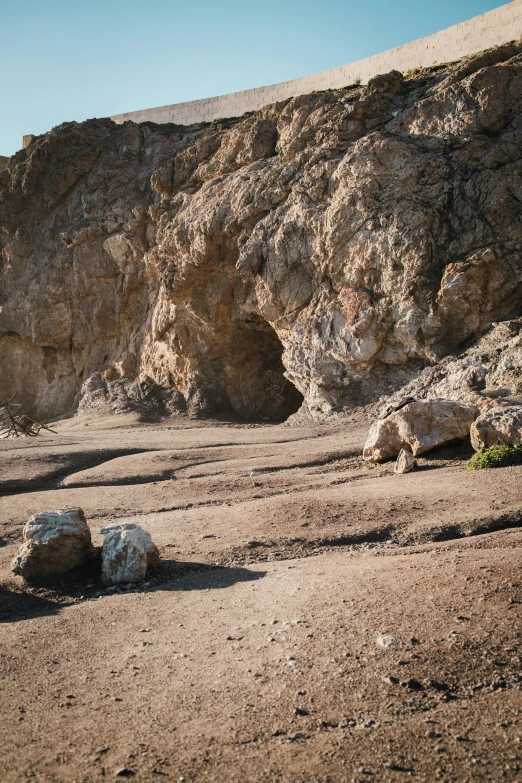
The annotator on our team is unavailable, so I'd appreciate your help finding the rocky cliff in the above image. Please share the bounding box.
[1,42,522,422]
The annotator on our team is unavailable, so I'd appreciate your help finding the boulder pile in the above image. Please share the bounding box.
[363,400,478,462]
[11,508,158,585]
[364,396,522,467]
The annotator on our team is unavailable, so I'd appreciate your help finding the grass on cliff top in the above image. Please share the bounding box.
[141,116,242,137]
[141,121,197,137]
[466,444,522,470]
[211,116,241,125]
[404,61,459,79]
[310,81,363,96]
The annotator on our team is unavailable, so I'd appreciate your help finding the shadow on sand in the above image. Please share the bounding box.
[1,560,266,623]
[0,587,64,623]
[152,560,267,592]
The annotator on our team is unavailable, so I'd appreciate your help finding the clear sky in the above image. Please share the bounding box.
[0,0,508,156]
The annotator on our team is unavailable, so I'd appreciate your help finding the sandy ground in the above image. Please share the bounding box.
[1,413,522,782]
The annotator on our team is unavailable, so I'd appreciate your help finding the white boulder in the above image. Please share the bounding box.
[100,522,159,585]
[470,405,522,450]
[363,400,478,462]
[394,449,416,474]
[11,507,93,580]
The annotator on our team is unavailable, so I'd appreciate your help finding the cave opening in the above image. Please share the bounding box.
[228,316,304,422]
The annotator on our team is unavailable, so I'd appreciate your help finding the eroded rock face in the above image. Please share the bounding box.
[2,43,522,421]
[100,522,159,585]
[471,406,522,450]
[363,400,478,462]
[78,372,187,418]
[11,507,93,580]
[379,319,522,418]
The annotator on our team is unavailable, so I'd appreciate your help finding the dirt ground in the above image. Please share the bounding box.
[1,413,521,782]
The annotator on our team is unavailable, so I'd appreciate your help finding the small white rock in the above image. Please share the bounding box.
[394,449,416,474]
[376,635,397,649]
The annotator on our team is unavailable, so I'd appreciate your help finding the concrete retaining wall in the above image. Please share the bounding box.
[111,0,522,127]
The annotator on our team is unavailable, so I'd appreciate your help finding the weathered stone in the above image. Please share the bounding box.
[470,406,522,450]
[394,449,416,474]
[11,507,93,580]
[100,523,159,585]
[380,319,522,418]
[363,400,478,462]
[2,45,522,423]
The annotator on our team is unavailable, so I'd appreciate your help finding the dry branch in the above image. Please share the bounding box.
[0,396,56,438]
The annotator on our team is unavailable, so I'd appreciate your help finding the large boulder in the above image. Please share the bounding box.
[363,400,478,462]
[11,507,94,580]
[100,522,159,585]
[471,406,522,451]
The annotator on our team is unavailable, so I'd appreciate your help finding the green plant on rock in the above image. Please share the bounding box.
[404,67,422,79]
[466,444,522,470]
[141,121,190,137]
[211,116,239,125]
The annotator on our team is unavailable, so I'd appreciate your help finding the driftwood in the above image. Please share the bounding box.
[0,396,56,438]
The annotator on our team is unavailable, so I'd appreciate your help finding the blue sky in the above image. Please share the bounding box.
[0,0,507,156]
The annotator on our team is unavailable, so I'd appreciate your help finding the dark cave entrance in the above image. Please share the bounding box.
[228,317,304,422]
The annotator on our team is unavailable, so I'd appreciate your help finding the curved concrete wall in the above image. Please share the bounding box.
[111,0,522,127]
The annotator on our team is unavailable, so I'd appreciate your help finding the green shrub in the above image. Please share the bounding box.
[211,116,239,125]
[141,121,190,137]
[466,444,522,470]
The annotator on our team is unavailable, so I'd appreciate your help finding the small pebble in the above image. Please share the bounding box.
[377,635,396,648]
[382,675,399,686]
[402,678,423,691]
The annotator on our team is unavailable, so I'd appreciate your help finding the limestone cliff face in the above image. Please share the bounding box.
[1,43,522,422]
